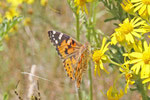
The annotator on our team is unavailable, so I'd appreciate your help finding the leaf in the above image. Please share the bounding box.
[0,16,23,51]
[104,17,117,22]
[3,92,9,100]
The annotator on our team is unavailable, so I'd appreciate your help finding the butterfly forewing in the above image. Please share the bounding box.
[48,31,82,58]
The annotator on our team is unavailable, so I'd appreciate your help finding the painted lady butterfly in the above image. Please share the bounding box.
[48,31,90,88]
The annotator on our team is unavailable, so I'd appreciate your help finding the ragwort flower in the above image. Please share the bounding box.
[107,86,124,100]
[7,0,23,7]
[0,13,2,23]
[5,7,19,20]
[92,37,110,76]
[111,17,147,45]
[40,0,48,6]
[121,0,134,14]
[131,0,150,17]
[24,0,35,4]
[120,64,135,93]
[23,17,31,26]
[123,41,150,80]
[74,0,92,14]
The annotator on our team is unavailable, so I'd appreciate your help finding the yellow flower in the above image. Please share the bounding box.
[123,41,150,79]
[120,64,135,93]
[121,0,134,14]
[5,7,19,20]
[74,0,92,14]
[23,17,31,26]
[4,34,10,41]
[0,13,2,23]
[92,37,110,76]
[140,10,149,20]
[143,25,150,33]
[107,86,124,100]
[40,0,48,6]
[111,17,147,45]
[24,0,35,4]
[131,0,150,17]
[9,25,18,33]
[7,0,23,7]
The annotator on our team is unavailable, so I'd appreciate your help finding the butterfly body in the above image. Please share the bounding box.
[48,31,90,88]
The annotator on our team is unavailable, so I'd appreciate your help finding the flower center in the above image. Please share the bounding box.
[120,22,133,35]
[125,73,132,80]
[78,0,87,6]
[92,50,102,63]
[143,49,150,64]
[142,0,150,5]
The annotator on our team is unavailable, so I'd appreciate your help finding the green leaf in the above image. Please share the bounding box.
[104,17,117,22]
[3,93,9,100]
[0,16,23,51]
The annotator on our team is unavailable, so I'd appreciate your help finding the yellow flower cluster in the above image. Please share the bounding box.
[124,41,150,89]
[92,0,150,95]
[105,0,150,93]
[111,17,147,45]
[121,0,150,19]
[0,0,47,23]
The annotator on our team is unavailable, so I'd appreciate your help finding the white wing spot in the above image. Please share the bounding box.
[53,31,56,34]
[55,40,58,44]
[52,35,54,37]
[59,33,63,40]
[53,38,55,40]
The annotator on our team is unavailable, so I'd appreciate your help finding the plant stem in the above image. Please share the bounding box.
[75,12,82,100]
[88,62,93,100]
[109,59,121,67]
[78,88,82,100]
[76,13,80,41]
[136,76,148,100]
[86,2,95,100]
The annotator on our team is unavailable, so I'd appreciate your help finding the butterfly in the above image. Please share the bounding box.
[48,30,90,88]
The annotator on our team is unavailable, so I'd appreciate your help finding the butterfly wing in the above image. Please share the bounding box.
[48,31,89,88]
[48,31,82,80]
[75,48,89,88]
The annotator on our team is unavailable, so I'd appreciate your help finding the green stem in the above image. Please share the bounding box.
[78,88,82,100]
[109,59,121,67]
[92,29,99,47]
[88,62,93,100]
[87,2,94,100]
[136,76,148,100]
[75,12,82,100]
[76,13,80,41]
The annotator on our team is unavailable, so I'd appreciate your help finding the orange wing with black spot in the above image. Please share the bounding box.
[48,30,89,88]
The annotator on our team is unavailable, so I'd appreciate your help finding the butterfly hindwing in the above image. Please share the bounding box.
[63,55,78,80]
[75,49,89,88]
